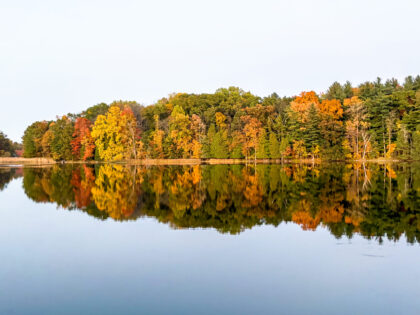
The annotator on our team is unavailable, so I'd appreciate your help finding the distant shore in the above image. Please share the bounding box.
[0,157,416,166]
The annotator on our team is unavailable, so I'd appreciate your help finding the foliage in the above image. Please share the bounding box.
[19,75,420,161]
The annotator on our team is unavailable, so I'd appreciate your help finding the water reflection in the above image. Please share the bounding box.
[3,163,420,243]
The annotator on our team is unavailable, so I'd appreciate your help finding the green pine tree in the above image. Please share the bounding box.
[305,104,321,156]
[268,131,280,159]
[412,125,420,160]
[211,131,229,158]
[396,124,411,160]
[256,128,269,158]
[202,124,216,158]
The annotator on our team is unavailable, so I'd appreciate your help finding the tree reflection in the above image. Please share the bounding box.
[14,162,420,243]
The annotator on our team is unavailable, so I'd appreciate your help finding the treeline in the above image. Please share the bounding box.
[0,131,21,157]
[22,76,420,161]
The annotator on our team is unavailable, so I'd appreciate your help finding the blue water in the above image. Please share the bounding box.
[0,177,419,315]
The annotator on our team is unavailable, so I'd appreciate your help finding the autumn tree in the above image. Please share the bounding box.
[290,91,320,123]
[190,114,205,158]
[91,106,138,161]
[71,117,95,160]
[148,115,165,158]
[22,121,49,157]
[241,115,262,161]
[167,105,193,158]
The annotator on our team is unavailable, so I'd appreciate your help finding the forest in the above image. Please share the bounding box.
[21,76,420,161]
[0,132,21,157]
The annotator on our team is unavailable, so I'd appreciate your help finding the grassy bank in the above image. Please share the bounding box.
[0,157,56,165]
[1,157,415,166]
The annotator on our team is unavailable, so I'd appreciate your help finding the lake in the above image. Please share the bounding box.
[0,163,419,314]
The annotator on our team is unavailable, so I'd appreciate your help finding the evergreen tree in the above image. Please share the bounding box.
[305,104,321,155]
[279,137,289,162]
[412,125,420,160]
[343,81,353,98]
[325,82,346,101]
[268,131,280,159]
[202,124,216,158]
[396,124,411,159]
[211,131,229,158]
[256,128,269,158]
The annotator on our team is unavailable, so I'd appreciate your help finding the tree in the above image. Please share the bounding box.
[41,129,53,157]
[211,131,229,158]
[211,112,229,158]
[279,137,290,162]
[325,82,346,101]
[91,106,137,161]
[202,124,216,158]
[292,140,307,159]
[82,103,109,122]
[121,106,139,159]
[148,115,165,158]
[290,91,320,123]
[0,132,15,157]
[305,104,322,157]
[396,123,411,159]
[190,114,205,158]
[268,131,280,159]
[412,125,420,160]
[256,128,270,158]
[319,99,344,159]
[167,105,193,158]
[344,96,367,159]
[71,117,95,160]
[22,121,49,157]
[241,115,262,161]
[50,116,74,161]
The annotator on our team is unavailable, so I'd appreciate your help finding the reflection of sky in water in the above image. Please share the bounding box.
[0,178,419,315]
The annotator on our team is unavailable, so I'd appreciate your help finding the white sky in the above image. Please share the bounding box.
[1,0,419,142]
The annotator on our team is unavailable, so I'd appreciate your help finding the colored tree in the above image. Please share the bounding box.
[290,91,320,123]
[167,105,193,158]
[71,117,95,160]
[148,115,165,158]
[241,115,262,161]
[91,106,137,161]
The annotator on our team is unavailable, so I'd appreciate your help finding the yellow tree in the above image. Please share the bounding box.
[241,115,262,161]
[91,106,138,161]
[121,107,139,160]
[168,105,193,158]
[190,114,205,158]
[148,115,165,158]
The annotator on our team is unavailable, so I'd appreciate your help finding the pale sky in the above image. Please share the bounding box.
[1,0,419,142]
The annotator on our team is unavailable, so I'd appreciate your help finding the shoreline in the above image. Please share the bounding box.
[0,157,417,166]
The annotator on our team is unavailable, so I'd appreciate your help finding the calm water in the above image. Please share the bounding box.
[0,163,419,314]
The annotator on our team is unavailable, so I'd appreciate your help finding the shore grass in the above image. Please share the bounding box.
[1,157,417,166]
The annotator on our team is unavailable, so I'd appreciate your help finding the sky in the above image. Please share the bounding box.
[1,0,419,142]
